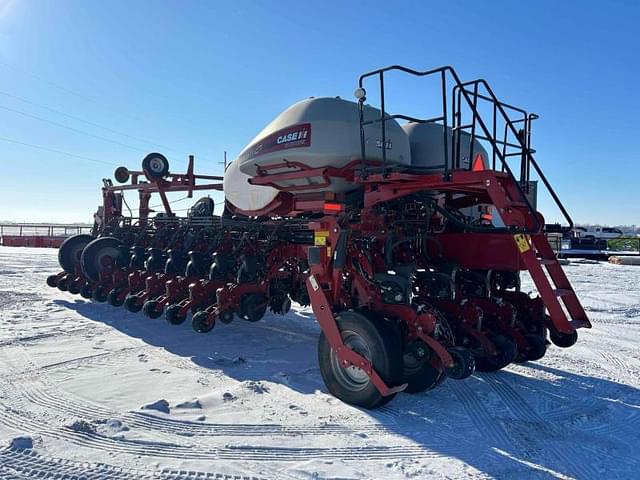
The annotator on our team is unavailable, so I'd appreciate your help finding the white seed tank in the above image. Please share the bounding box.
[402,122,489,171]
[236,97,411,192]
[223,159,280,214]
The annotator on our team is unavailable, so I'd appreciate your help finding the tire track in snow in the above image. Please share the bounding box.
[484,373,601,479]
[0,447,265,480]
[6,376,395,438]
[448,381,517,452]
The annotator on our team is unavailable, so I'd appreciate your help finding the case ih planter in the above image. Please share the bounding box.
[47,66,590,408]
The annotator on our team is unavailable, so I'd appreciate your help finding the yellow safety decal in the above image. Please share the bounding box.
[314,230,330,246]
[514,234,531,253]
[326,246,332,257]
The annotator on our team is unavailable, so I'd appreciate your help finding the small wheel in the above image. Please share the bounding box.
[58,234,94,273]
[93,285,109,303]
[192,310,214,333]
[57,276,69,292]
[80,237,123,282]
[239,294,268,322]
[80,284,94,299]
[550,330,578,348]
[143,300,163,319]
[318,310,402,409]
[142,152,170,179]
[218,309,234,324]
[46,275,59,288]
[475,335,518,372]
[401,342,444,393]
[108,288,125,307]
[166,304,187,325]
[124,294,142,313]
[67,279,81,295]
[114,166,130,183]
[445,347,476,379]
[515,334,548,363]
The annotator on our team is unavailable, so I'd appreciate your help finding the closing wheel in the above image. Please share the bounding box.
[114,166,130,183]
[317,310,402,409]
[108,288,125,307]
[67,279,81,295]
[192,310,214,333]
[57,276,69,292]
[166,304,187,325]
[475,335,518,372]
[80,284,94,299]
[239,294,268,322]
[46,275,59,288]
[142,152,170,179]
[58,234,94,273]
[445,347,475,380]
[550,330,578,348]
[143,300,163,319]
[92,285,109,303]
[401,342,445,393]
[123,294,142,313]
[515,333,548,363]
[80,237,123,283]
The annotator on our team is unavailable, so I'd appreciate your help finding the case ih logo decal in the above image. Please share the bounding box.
[241,123,311,162]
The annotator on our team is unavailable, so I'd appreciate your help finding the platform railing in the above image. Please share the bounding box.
[356,65,574,232]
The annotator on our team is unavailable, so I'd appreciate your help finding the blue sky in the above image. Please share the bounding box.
[0,0,638,224]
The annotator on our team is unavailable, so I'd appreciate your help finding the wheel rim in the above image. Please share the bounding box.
[329,330,372,391]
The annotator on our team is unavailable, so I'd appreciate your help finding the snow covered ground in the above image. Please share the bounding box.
[0,246,639,479]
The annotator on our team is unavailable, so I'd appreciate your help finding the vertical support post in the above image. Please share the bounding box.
[441,70,449,180]
[379,72,387,177]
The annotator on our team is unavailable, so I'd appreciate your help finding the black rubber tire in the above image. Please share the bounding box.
[401,342,444,393]
[445,347,476,379]
[114,166,130,183]
[317,310,402,409]
[189,197,215,217]
[192,310,214,333]
[108,288,125,307]
[46,275,59,288]
[58,234,94,273]
[80,237,123,283]
[550,330,578,348]
[142,152,170,179]
[515,334,548,363]
[238,294,267,322]
[80,284,94,299]
[57,276,69,292]
[143,300,163,319]
[93,285,109,303]
[124,294,142,313]
[218,309,234,324]
[166,304,187,325]
[475,335,518,372]
[67,279,81,295]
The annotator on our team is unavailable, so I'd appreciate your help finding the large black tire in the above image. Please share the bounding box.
[475,335,518,372]
[142,152,170,179]
[58,234,94,273]
[318,310,402,409]
[80,237,123,283]
[401,342,444,393]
